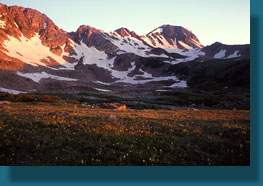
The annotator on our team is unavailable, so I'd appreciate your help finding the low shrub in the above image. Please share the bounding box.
[0,92,61,103]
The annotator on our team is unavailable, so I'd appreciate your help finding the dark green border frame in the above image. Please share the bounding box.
[1,0,262,185]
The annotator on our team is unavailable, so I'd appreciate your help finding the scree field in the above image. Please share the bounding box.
[0,100,249,166]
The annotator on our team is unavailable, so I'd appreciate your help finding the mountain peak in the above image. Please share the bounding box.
[115,27,131,37]
[145,24,203,49]
[213,41,223,45]
[149,25,186,34]
[0,3,68,56]
[160,24,182,29]
[114,27,142,41]
[77,25,101,34]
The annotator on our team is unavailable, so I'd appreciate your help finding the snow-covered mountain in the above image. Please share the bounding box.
[0,3,250,95]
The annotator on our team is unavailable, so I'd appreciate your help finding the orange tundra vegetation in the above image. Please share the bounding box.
[0,102,250,166]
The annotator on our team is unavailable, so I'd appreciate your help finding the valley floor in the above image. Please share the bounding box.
[0,102,250,166]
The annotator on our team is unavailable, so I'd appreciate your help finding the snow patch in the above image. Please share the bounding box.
[116,75,182,85]
[43,23,47,29]
[167,81,188,88]
[0,87,26,95]
[122,29,129,36]
[68,39,74,47]
[16,72,78,83]
[151,27,163,34]
[111,62,136,81]
[178,41,192,49]
[155,80,188,91]
[94,88,111,92]
[104,32,156,57]
[115,65,184,85]
[164,48,205,64]
[14,22,19,28]
[191,39,202,48]
[214,49,226,59]
[227,50,240,58]
[93,81,112,85]
[144,33,175,49]
[155,89,169,92]
[0,20,6,29]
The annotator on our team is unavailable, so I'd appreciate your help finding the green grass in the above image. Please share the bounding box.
[1,87,250,110]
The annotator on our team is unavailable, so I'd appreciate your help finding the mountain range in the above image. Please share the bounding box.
[0,3,250,95]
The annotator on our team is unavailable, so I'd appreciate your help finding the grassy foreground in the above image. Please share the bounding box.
[0,102,250,166]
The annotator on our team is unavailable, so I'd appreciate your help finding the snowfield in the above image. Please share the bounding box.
[16,72,78,83]
[73,41,115,69]
[2,33,77,70]
[103,32,160,58]
[0,87,26,94]
[163,48,205,64]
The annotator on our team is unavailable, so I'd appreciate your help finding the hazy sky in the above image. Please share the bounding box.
[1,0,250,46]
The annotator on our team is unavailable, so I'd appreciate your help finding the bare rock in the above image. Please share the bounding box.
[101,102,127,111]
[107,114,116,120]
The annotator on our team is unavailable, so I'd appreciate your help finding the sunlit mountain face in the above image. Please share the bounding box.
[0,3,249,95]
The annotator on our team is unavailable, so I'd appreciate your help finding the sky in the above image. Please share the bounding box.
[1,0,250,46]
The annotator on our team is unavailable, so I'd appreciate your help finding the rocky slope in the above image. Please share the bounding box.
[201,42,250,59]
[0,3,250,95]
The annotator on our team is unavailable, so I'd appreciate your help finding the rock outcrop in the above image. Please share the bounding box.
[101,103,127,111]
